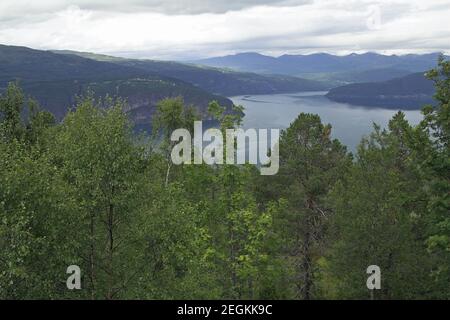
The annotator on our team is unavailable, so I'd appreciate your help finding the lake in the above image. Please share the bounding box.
[230,92,424,152]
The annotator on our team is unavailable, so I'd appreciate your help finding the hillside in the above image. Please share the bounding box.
[325,72,435,109]
[0,45,232,122]
[52,50,328,96]
[118,60,328,96]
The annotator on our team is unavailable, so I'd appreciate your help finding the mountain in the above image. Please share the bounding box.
[0,45,233,123]
[331,68,413,83]
[52,50,328,96]
[193,52,445,84]
[189,52,279,74]
[1,44,327,124]
[296,68,414,87]
[2,45,439,120]
[325,72,435,109]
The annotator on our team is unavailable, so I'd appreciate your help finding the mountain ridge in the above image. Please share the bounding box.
[192,52,447,83]
[0,44,233,122]
[52,49,329,96]
[325,72,435,109]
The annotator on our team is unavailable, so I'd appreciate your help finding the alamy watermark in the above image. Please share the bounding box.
[366,5,382,30]
[170,121,280,175]
[366,265,381,290]
[64,264,382,292]
[66,265,81,290]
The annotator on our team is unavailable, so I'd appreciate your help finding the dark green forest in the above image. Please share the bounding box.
[0,58,448,300]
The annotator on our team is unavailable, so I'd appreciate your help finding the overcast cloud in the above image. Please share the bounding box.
[0,0,449,60]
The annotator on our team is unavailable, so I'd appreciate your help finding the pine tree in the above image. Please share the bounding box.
[258,113,350,299]
[325,113,436,299]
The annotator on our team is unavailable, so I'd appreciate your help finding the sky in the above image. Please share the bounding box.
[0,0,449,60]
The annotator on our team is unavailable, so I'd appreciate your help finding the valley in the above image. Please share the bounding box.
[1,45,441,126]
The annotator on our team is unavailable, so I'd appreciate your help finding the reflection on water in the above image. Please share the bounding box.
[230,92,423,152]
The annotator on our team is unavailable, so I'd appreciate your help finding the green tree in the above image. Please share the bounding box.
[0,82,25,142]
[0,83,74,299]
[419,56,450,297]
[152,97,199,187]
[258,113,350,299]
[50,96,147,299]
[325,113,436,299]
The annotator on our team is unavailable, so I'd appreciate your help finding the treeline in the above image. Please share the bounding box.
[0,59,448,300]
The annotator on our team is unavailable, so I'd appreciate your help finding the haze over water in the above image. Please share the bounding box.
[231,92,424,152]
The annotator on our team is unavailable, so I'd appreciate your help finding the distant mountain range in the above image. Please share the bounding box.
[53,50,327,96]
[192,51,444,108]
[0,45,326,123]
[192,52,446,85]
[326,72,435,109]
[0,45,444,121]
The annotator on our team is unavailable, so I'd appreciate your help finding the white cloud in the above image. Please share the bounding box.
[0,0,310,18]
[0,0,449,59]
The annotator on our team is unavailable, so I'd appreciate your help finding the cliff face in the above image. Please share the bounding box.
[84,79,232,124]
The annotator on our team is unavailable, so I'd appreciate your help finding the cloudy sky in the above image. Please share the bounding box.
[0,0,449,60]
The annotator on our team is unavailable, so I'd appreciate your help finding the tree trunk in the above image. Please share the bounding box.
[165,161,172,187]
[106,201,114,300]
[89,212,96,300]
[300,198,314,300]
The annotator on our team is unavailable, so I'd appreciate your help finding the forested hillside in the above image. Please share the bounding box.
[53,50,328,96]
[0,58,448,300]
[0,45,328,123]
[326,72,435,108]
[0,44,233,122]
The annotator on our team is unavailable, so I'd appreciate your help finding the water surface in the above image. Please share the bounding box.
[230,92,423,152]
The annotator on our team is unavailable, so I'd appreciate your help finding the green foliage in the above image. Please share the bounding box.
[420,56,450,296]
[0,67,449,300]
[208,101,245,130]
[257,113,351,299]
[324,114,435,299]
[0,82,25,142]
